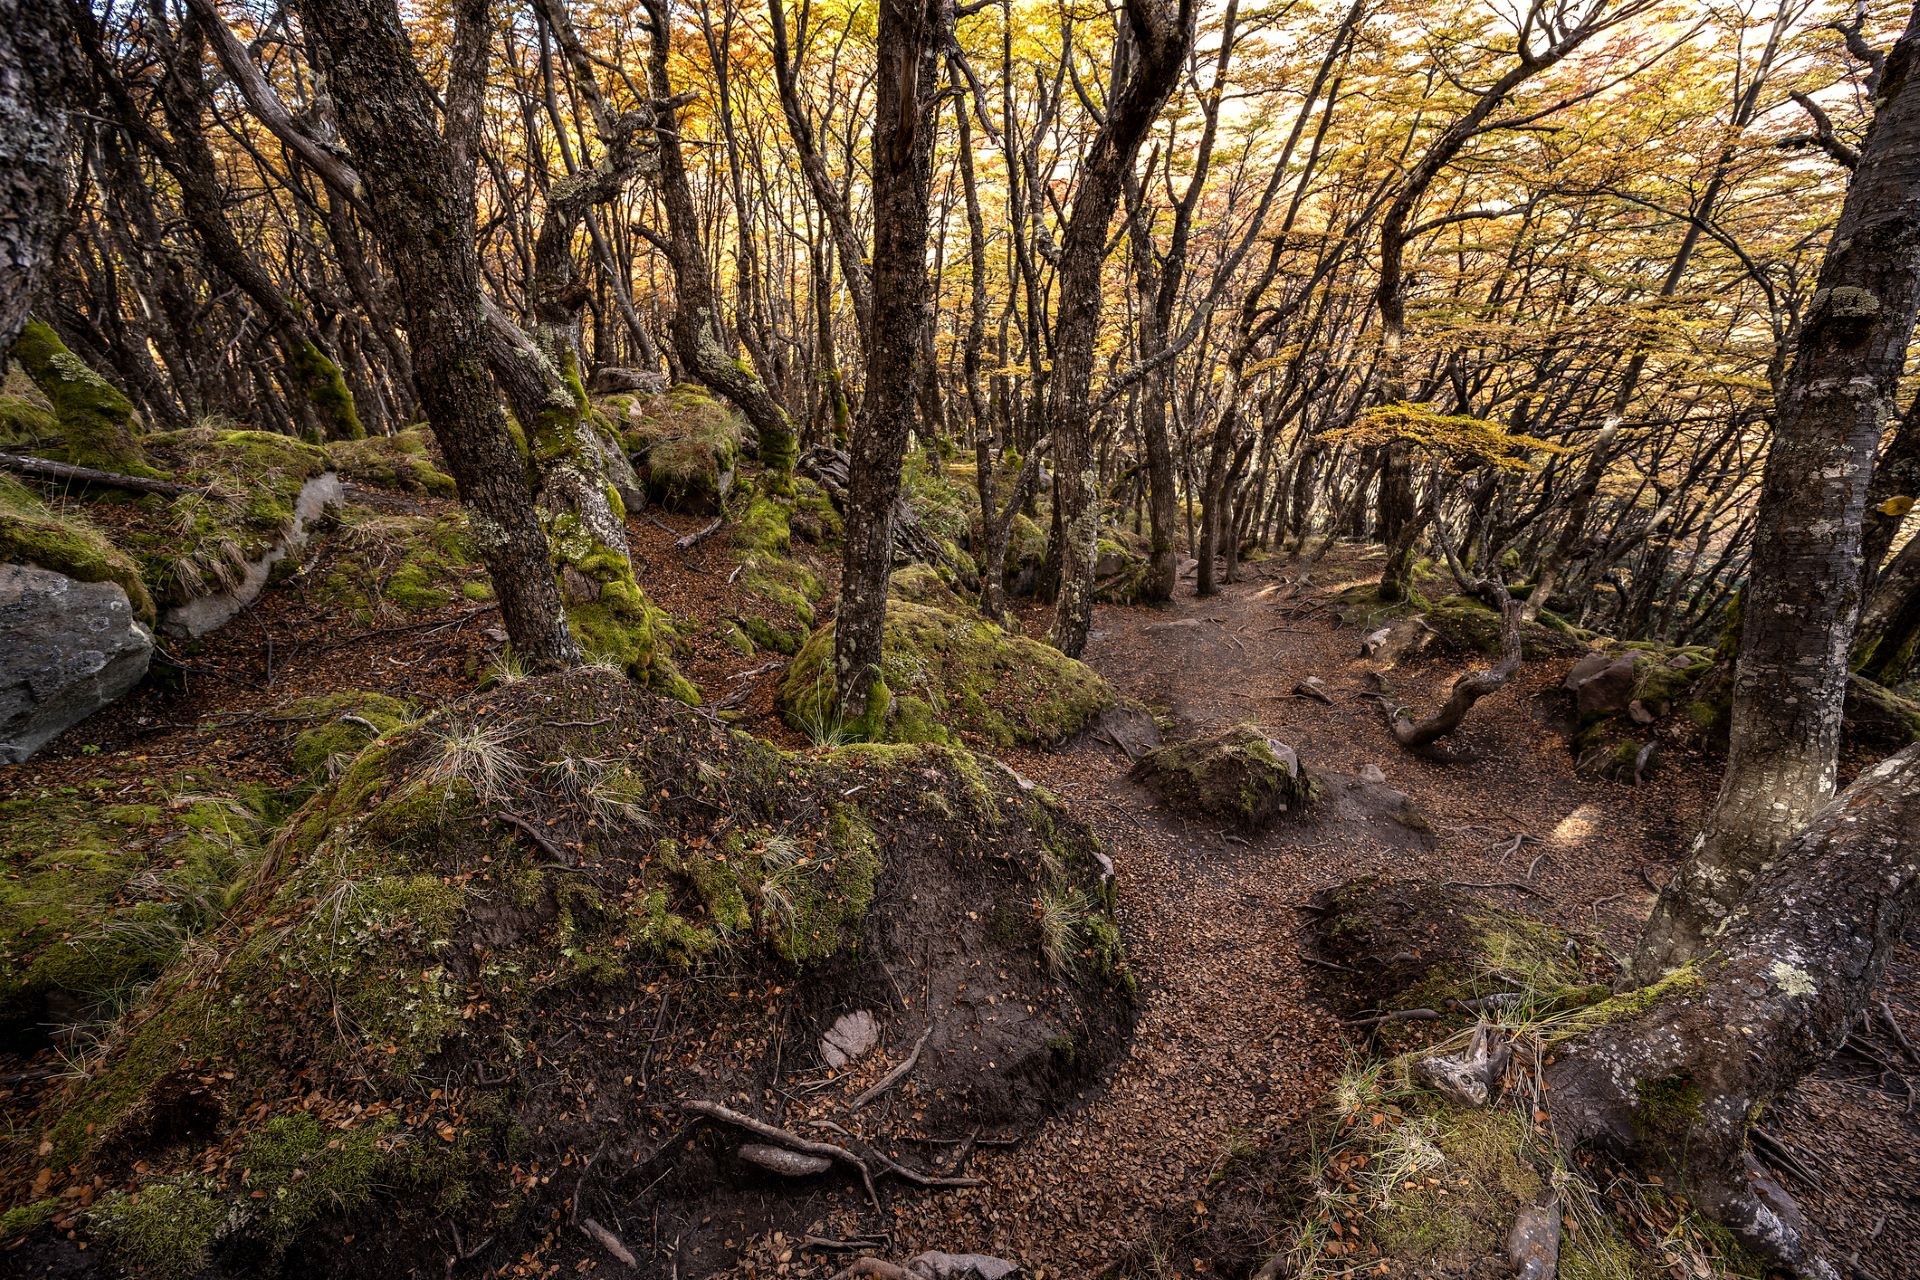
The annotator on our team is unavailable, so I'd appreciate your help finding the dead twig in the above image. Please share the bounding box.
[852,1024,935,1110]
[579,1217,637,1267]
[675,514,726,551]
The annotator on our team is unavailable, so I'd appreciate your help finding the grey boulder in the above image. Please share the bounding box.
[0,563,153,762]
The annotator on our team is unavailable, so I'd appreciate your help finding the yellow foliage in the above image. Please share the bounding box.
[1325,402,1569,473]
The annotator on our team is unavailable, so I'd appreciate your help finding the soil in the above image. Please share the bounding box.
[4,524,1915,1280]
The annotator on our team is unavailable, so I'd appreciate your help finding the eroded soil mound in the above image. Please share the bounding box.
[5,669,1135,1278]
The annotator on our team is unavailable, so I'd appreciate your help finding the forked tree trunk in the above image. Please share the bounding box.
[1635,6,1920,978]
[1549,742,1920,1277]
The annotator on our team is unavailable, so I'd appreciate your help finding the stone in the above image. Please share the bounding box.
[1563,651,1639,716]
[163,472,342,638]
[907,1253,1023,1280]
[587,366,668,395]
[736,1143,833,1177]
[1130,724,1313,826]
[0,563,153,762]
[1360,617,1429,665]
[1358,763,1388,784]
[821,1009,880,1069]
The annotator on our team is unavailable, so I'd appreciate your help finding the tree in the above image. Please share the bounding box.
[1635,0,1920,979]
[830,0,953,721]
[291,0,580,670]
[1048,0,1196,657]
[0,0,81,357]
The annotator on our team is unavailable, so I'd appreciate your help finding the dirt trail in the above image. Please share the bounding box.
[861,549,1720,1276]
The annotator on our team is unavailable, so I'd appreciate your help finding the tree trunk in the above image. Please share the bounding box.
[1635,8,1920,978]
[293,0,579,671]
[1550,742,1920,1275]
[831,0,949,724]
[1047,0,1195,656]
[0,0,79,358]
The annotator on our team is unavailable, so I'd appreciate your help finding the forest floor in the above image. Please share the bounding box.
[3,501,1915,1279]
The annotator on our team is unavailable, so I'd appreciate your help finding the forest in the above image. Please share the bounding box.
[0,0,1918,1275]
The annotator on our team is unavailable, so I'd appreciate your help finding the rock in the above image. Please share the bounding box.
[0,563,153,762]
[737,1143,833,1177]
[907,1253,1023,1280]
[1130,724,1313,825]
[163,472,343,638]
[1292,676,1333,704]
[587,366,667,395]
[1080,702,1162,760]
[1562,651,1638,717]
[1627,699,1655,725]
[1358,763,1387,784]
[821,1009,881,1069]
[1360,617,1429,665]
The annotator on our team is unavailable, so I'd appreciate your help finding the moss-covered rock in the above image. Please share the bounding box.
[0,475,155,623]
[1129,724,1315,825]
[0,773,279,1035]
[779,594,1115,747]
[1424,592,1586,658]
[122,427,331,609]
[15,670,1133,1276]
[0,364,59,447]
[322,428,456,497]
[609,384,743,512]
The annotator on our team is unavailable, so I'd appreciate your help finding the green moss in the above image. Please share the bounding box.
[0,1198,58,1241]
[1633,1075,1704,1157]
[0,779,276,1034]
[289,340,364,441]
[730,488,824,654]
[1130,725,1314,824]
[1562,965,1704,1032]
[0,475,156,622]
[313,507,484,625]
[779,596,1114,747]
[613,384,743,509]
[237,1111,392,1252]
[790,475,843,544]
[322,429,456,496]
[0,389,58,445]
[12,319,149,473]
[768,806,881,965]
[90,1177,230,1280]
[1372,1107,1542,1263]
[286,690,419,781]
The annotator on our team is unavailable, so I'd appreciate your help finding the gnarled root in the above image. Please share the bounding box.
[1545,744,1920,1278]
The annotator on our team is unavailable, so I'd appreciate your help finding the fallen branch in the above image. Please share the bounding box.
[494,812,571,865]
[0,450,201,497]
[852,1025,935,1110]
[675,514,726,551]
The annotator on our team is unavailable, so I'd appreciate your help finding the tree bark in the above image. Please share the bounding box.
[1635,6,1920,978]
[830,0,950,722]
[1550,742,1920,1276]
[0,0,81,358]
[293,0,580,671]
